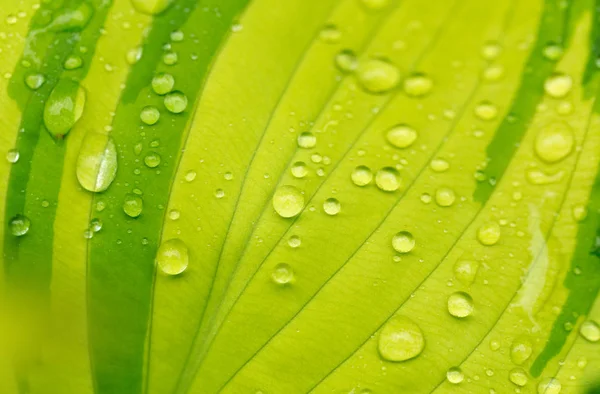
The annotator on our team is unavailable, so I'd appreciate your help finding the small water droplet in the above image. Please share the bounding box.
[144,151,161,168]
[215,189,225,199]
[537,378,561,394]
[477,221,501,245]
[156,238,188,275]
[474,101,498,121]
[579,320,599,342]
[6,149,19,163]
[509,368,528,387]
[272,263,294,284]
[420,193,432,204]
[335,50,358,72]
[297,132,316,148]
[288,235,301,248]
[64,55,83,70]
[90,218,102,232]
[392,231,415,253]
[489,339,500,351]
[544,73,572,98]
[168,209,180,220]
[123,193,143,218]
[572,204,587,222]
[319,24,341,43]
[385,124,417,148]
[140,106,160,125]
[83,229,94,239]
[447,291,474,318]
[96,201,106,212]
[126,47,143,65]
[152,73,175,96]
[351,165,373,186]
[510,338,533,365]
[323,198,341,216]
[164,91,187,113]
[163,51,178,65]
[131,0,174,15]
[534,122,573,163]
[435,187,456,207]
[375,167,401,192]
[170,30,184,42]
[543,43,564,61]
[185,170,196,182]
[357,58,400,94]
[403,73,433,97]
[9,214,30,236]
[454,260,479,285]
[44,78,86,138]
[273,185,304,218]
[446,367,464,384]
[25,73,45,90]
[430,158,449,172]
[290,161,308,178]
[76,132,118,193]
[483,64,504,81]
[378,316,424,362]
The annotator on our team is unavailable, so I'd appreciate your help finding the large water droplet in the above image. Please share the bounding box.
[357,58,400,94]
[534,122,574,163]
[579,320,599,342]
[403,73,433,97]
[509,368,528,387]
[447,291,474,318]
[6,149,19,163]
[156,238,188,275]
[25,73,45,90]
[44,79,86,138]
[144,152,161,168]
[273,185,304,218]
[477,221,501,245]
[123,193,143,218]
[297,132,317,148]
[164,91,188,114]
[385,124,417,148]
[510,338,533,364]
[537,378,561,394]
[351,165,373,186]
[291,161,308,178]
[272,263,294,284]
[131,0,174,15]
[435,187,456,207]
[544,73,572,98]
[378,316,425,362]
[76,132,118,193]
[140,106,160,125]
[392,231,415,253]
[375,167,401,192]
[152,72,175,95]
[323,198,341,216]
[454,260,479,285]
[9,214,30,236]
[446,367,464,384]
[48,3,94,32]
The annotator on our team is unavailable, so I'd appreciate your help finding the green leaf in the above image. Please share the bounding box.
[1,0,599,393]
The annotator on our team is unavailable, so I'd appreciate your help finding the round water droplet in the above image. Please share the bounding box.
[483,64,504,81]
[288,235,301,248]
[572,204,587,222]
[144,152,161,168]
[537,378,561,394]
[162,51,178,65]
[168,209,180,220]
[477,221,501,245]
[509,368,528,387]
[156,238,188,275]
[454,260,479,285]
[403,73,433,97]
[359,0,390,11]
[543,43,564,61]
[140,106,160,125]
[273,185,305,218]
[297,132,316,148]
[76,132,118,193]
[272,263,294,284]
[323,198,341,216]
[544,73,572,98]
[447,291,474,318]
[126,47,143,65]
[44,78,86,138]
[378,316,425,362]
[170,30,184,42]
[474,101,498,121]
[446,367,464,384]
[319,24,341,43]
[164,91,188,113]
[335,50,358,73]
[6,149,19,163]
[420,193,432,204]
[215,189,225,199]
[579,320,599,342]
[510,338,533,365]
[64,55,83,70]
[123,193,143,218]
[375,167,401,192]
[131,0,174,15]
[9,214,30,236]
[481,41,502,60]
[152,73,175,95]
[534,122,574,163]
[385,124,417,148]
[392,231,415,253]
[351,165,373,186]
[357,58,400,94]
[185,170,196,182]
[90,218,102,232]
[291,161,308,178]
[430,158,449,172]
[25,73,45,90]
[435,187,456,207]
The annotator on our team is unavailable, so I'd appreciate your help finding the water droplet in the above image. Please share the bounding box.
[162,51,178,65]
[435,187,456,207]
[385,124,417,148]
[489,339,500,351]
[25,73,45,90]
[185,170,196,182]
[131,0,174,15]
[392,231,415,253]
[319,24,341,43]
[126,47,143,65]
[571,204,587,222]
[534,122,573,163]
[48,3,94,32]
[140,106,160,125]
[579,320,599,342]
[375,167,401,192]
[509,368,528,387]
[83,229,94,239]
[403,73,433,97]
[454,260,479,285]
[544,73,572,98]
[224,171,233,181]
[543,43,564,61]
[323,198,341,216]
[152,73,175,95]
[272,263,294,284]
[64,55,83,70]
[9,214,30,236]
[483,64,504,81]
[420,193,432,204]
[273,185,304,218]
[168,209,180,220]
[477,221,501,245]
[164,91,188,113]
[90,218,102,232]
[215,189,225,199]
[510,338,533,365]
[447,291,474,318]
[156,238,188,275]
[359,0,390,11]
[96,201,106,212]
[6,149,19,163]
[44,79,86,138]
[378,316,425,362]
[123,193,143,218]
[351,165,373,186]
[335,50,358,73]
[170,30,184,42]
[526,168,565,185]
[537,378,561,394]
[6,14,17,24]
[474,101,498,121]
[297,132,316,148]
[481,41,502,60]
[430,158,449,172]
[446,367,464,384]
[76,132,118,193]
[357,58,400,94]
[144,152,161,168]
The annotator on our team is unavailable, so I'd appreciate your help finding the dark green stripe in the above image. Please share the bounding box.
[473,0,573,201]
[86,1,250,393]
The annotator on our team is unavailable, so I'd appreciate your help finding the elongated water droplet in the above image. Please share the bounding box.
[335,50,358,73]
[76,132,118,193]
[386,124,417,148]
[403,73,433,97]
[481,41,502,60]
[534,123,573,163]
[375,167,401,192]
[537,378,561,394]
[273,185,304,218]
[152,73,175,95]
[477,221,501,245]
[579,320,599,342]
[483,64,504,81]
[131,0,174,15]
[509,368,528,387]
[156,238,188,275]
[25,73,45,90]
[447,292,473,318]
[543,43,563,61]
[454,260,479,284]
[140,106,160,125]
[44,79,86,138]
[526,168,565,185]
[170,30,184,42]
[474,101,498,120]
[48,3,94,32]
[64,55,83,70]
[446,367,464,384]
[510,338,533,364]
[9,214,30,236]
[6,149,19,163]
[90,218,102,232]
[544,73,572,98]
[357,58,400,94]
[297,132,316,148]
[430,158,449,172]
[272,263,294,284]
[378,316,425,362]
[164,91,187,113]
[435,187,456,207]
[392,231,415,253]
[351,165,373,186]
[323,198,341,216]
[123,193,143,218]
